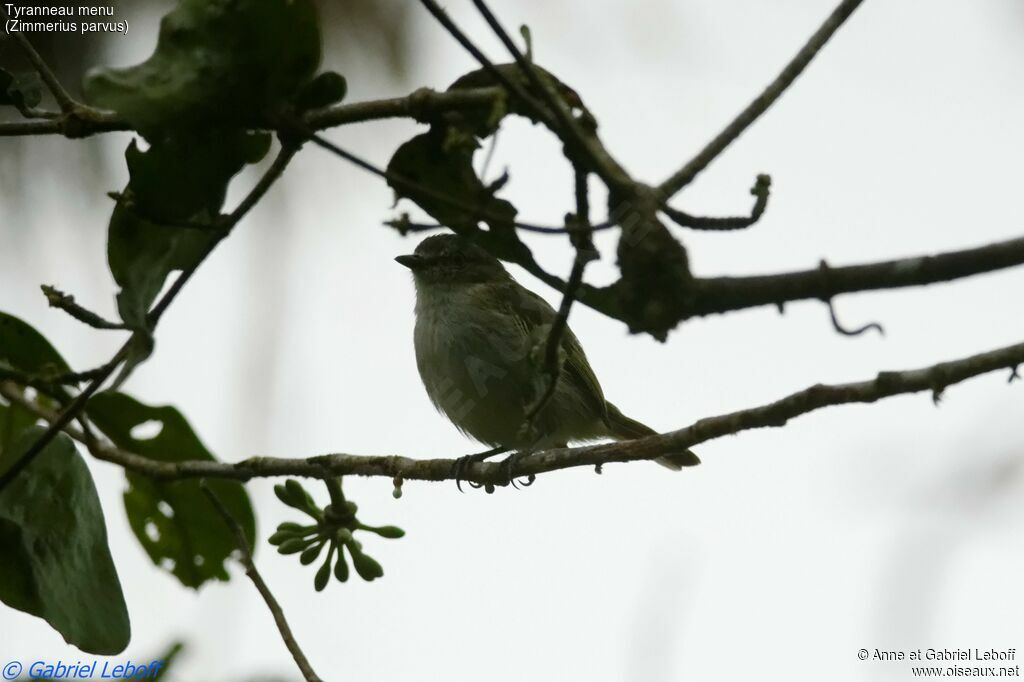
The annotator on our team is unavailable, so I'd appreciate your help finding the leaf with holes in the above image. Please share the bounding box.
[387,129,518,234]
[83,0,321,134]
[86,392,255,589]
[387,129,532,263]
[0,427,131,654]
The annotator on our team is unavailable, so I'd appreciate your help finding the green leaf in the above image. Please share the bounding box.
[446,63,581,135]
[0,428,131,654]
[387,129,517,235]
[125,132,271,224]
[106,203,211,330]
[86,392,256,590]
[0,311,71,377]
[0,68,43,110]
[0,402,38,477]
[108,131,270,329]
[83,0,321,133]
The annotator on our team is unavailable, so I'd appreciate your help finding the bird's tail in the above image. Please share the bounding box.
[604,403,700,471]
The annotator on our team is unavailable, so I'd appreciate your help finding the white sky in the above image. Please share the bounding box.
[2,1,1024,680]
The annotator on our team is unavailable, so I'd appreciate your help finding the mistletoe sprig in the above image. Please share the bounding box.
[270,479,404,590]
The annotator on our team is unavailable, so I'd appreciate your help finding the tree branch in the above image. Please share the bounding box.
[415,0,549,124]
[468,0,624,187]
[40,285,128,330]
[688,233,1024,318]
[0,86,504,138]
[523,167,596,426]
[7,339,1021,487]
[658,0,864,198]
[0,348,127,492]
[201,485,323,682]
[0,14,77,112]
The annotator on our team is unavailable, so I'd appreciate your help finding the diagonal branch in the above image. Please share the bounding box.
[658,0,865,198]
[0,13,77,112]
[415,0,549,124]
[0,143,298,493]
[201,485,323,682]
[468,0,624,186]
[7,338,1021,487]
[0,347,127,492]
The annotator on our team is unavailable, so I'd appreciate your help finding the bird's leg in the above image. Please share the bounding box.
[451,446,510,492]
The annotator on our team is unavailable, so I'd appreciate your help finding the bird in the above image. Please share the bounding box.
[395,234,700,484]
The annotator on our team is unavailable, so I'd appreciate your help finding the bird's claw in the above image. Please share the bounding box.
[500,451,536,489]
[450,446,509,492]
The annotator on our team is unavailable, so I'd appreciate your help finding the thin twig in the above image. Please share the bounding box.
[662,174,771,231]
[40,285,128,330]
[384,216,617,236]
[147,143,299,327]
[826,298,884,337]
[201,485,323,682]
[523,167,596,426]
[658,0,865,197]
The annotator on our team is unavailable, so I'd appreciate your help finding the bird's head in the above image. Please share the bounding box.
[395,234,509,286]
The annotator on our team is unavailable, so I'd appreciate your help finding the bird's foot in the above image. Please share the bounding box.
[451,446,509,492]
[500,450,537,490]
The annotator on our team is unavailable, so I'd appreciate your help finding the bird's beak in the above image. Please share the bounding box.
[394,254,426,270]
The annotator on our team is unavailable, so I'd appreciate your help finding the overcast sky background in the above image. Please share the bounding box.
[2,1,1024,680]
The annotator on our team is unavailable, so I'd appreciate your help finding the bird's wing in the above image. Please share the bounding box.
[496,282,609,419]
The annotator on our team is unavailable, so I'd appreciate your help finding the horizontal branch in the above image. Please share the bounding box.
[0,87,504,138]
[6,339,1020,488]
[689,233,1024,317]
[0,110,129,137]
[303,86,502,129]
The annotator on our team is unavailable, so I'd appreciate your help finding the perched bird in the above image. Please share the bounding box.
[396,234,700,477]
